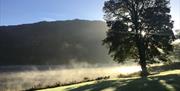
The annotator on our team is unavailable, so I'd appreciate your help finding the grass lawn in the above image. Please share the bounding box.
[37,69,180,91]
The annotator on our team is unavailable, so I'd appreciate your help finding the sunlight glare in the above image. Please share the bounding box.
[141,31,146,37]
[156,47,165,54]
[171,39,180,45]
[114,66,141,74]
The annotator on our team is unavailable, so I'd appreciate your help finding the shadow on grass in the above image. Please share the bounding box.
[67,74,180,91]
[25,62,180,91]
[150,62,180,73]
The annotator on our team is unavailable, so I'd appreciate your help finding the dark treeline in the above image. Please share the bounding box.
[0,20,112,65]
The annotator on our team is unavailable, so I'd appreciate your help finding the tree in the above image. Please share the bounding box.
[172,30,180,60]
[103,0,175,77]
[175,29,180,38]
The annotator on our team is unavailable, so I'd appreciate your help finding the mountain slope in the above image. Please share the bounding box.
[0,20,112,65]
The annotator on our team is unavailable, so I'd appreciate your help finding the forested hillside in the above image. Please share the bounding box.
[0,20,112,65]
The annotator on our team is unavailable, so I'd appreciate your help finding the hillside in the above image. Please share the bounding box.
[0,20,112,65]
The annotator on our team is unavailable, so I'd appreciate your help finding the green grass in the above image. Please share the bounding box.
[37,70,180,91]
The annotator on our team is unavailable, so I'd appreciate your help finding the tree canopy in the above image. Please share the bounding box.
[103,0,175,76]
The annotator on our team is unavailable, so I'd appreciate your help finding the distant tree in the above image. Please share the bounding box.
[172,30,180,60]
[175,29,180,38]
[103,0,175,77]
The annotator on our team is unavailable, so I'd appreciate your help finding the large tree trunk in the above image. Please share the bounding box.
[133,10,149,77]
[137,36,149,77]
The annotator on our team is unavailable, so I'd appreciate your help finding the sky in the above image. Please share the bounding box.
[0,0,179,30]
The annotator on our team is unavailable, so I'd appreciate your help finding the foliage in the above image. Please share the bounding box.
[103,0,175,64]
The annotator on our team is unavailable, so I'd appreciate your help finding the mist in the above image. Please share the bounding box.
[0,62,141,91]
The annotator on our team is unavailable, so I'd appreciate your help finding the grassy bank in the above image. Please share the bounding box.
[37,69,180,91]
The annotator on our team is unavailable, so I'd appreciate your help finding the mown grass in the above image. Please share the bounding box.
[36,65,180,91]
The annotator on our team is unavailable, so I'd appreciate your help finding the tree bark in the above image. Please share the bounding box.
[137,36,149,77]
[132,5,149,77]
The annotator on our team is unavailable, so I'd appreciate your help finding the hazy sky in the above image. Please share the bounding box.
[0,0,179,30]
